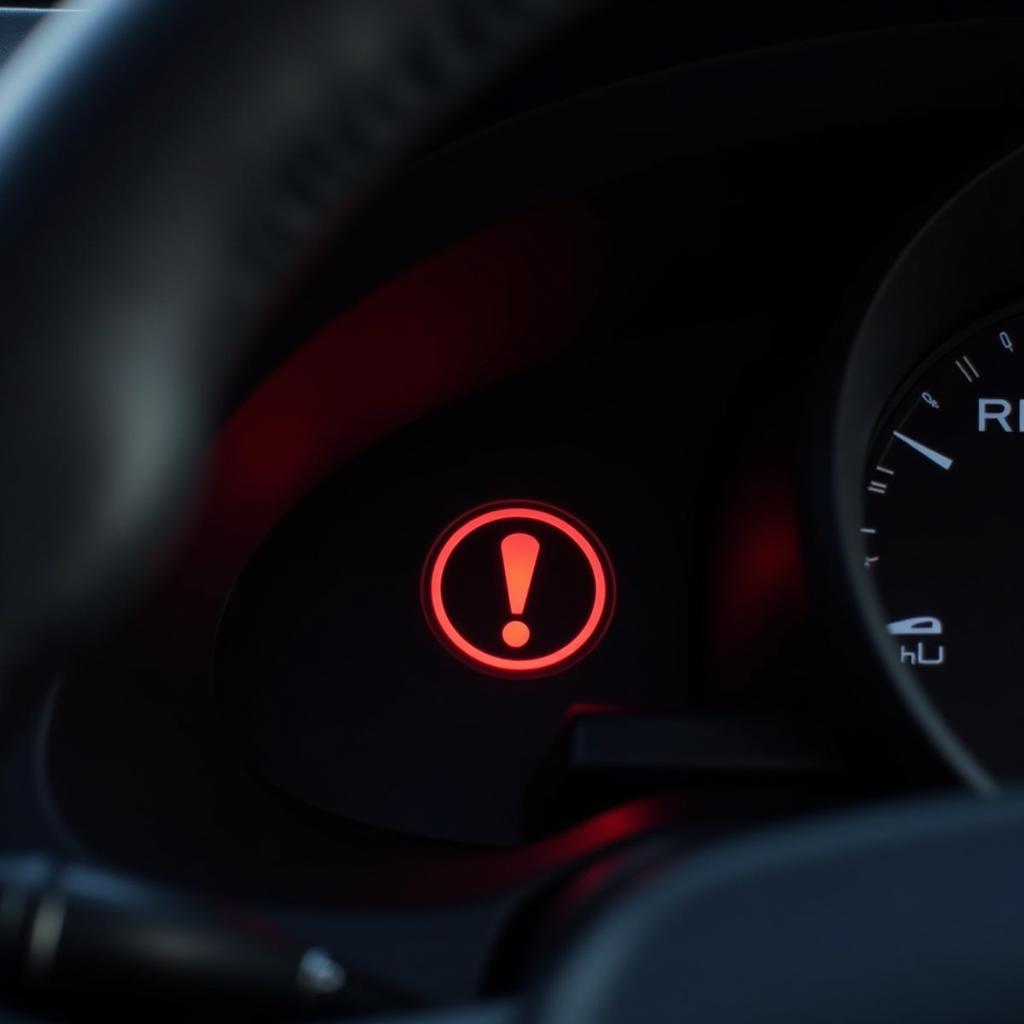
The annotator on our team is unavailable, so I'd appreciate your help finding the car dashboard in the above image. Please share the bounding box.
[3,1,1024,1016]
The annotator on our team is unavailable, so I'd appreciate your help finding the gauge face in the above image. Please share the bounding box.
[863,310,1024,777]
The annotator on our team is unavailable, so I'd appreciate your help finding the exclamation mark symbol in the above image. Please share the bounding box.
[501,533,540,648]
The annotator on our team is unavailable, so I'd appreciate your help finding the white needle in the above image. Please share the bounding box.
[892,430,953,470]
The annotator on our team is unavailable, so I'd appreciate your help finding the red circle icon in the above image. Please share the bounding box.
[424,502,614,677]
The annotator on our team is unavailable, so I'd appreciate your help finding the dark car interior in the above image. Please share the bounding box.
[5,2,1024,1021]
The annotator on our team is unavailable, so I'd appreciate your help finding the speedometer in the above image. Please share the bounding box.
[862,308,1024,777]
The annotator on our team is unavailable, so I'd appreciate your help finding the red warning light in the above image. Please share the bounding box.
[424,502,614,677]
[500,532,540,648]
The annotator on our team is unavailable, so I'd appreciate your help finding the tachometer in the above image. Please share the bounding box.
[862,309,1024,777]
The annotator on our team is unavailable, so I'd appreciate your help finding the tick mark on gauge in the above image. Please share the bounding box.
[868,481,889,495]
[861,527,877,534]
[892,430,953,470]
[955,355,981,382]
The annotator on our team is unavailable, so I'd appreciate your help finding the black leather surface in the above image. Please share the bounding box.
[531,792,1024,1023]
[0,0,587,699]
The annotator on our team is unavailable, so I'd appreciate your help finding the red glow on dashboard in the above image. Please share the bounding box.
[146,205,606,664]
[426,503,613,677]
[710,468,807,690]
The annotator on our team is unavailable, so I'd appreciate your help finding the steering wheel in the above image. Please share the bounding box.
[2,2,1024,1021]
[0,0,593,703]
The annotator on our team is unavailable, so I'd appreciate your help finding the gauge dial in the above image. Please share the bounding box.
[863,310,1024,777]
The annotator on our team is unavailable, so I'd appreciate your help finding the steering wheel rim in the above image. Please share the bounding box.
[528,790,1024,1024]
[0,0,588,703]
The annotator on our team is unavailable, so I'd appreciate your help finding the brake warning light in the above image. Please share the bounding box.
[424,502,614,677]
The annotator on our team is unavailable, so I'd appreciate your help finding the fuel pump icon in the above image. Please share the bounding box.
[887,617,945,667]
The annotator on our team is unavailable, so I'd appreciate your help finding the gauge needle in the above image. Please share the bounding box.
[892,430,954,470]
